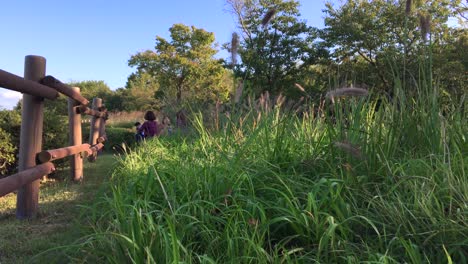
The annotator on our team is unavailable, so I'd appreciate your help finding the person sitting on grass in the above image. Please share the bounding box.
[138,111,159,139]
[134,122,145,142]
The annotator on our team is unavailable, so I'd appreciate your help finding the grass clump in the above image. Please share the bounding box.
[0,154,116,264]
[72,88,467,263]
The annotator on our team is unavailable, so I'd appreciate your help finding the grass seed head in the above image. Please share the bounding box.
[234,80,243,103]
[231,32,239,65]
[333,141,363,159]
[295,83,306,93]
[405,0,412,15]
[326,87,369,102]
[419,13,431,42]
[261,8,277,28]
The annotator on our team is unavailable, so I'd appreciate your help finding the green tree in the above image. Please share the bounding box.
[128,24,232,105]
[67,80,113,103]
[0,127,16,176]
[123,71,161,111]
[321,0,463,93]
[226,0,324,97]
[0,109,21,176]
[432,27,468,104]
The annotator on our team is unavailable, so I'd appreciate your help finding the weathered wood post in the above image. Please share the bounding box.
[89,98,102,146]
[88,98,102,162]
[98,105,107,142]
[68,87,83,182]
[16,55,46,219]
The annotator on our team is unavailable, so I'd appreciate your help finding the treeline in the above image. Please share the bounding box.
[122,0,466,112]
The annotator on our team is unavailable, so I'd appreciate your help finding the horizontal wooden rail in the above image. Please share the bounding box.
[90,143,104,153]
[87,143,104,162]
[76,105,108,119]
[0,163,55,197]
[37,141,106,163]
[40,76,89,105]
[37,143,92,163]
[0,69,59,100]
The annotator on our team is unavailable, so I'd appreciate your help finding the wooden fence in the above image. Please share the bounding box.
[0,55,108,219]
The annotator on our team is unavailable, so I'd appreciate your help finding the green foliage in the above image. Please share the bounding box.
[65,80,133,112]
[227,0,325,97]
[40,97,70,168]
[67,80,113,102]
[0,127,16,176]
[128,23,232,107]
[432,28,468,106]
[321,0,464,94]
[105,126,135,150]
[121,72,161,111]
[0,109,21,176]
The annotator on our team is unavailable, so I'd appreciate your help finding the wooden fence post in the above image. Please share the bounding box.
[89,98,102,146]
[16,55,46,219]
[68,87,83,182]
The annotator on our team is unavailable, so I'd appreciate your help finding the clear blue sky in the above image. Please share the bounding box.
[0,0,334,109]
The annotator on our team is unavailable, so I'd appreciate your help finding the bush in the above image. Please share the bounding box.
[104,127,135,151]
[0,109,21,176]
[0,128,16,177]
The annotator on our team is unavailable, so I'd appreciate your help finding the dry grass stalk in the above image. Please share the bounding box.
[107,111,145,125]
[261,8,277,28]
[405,0,412,15]
[275,93,286,108]
[234,80,244,103]
[295,83,306,93]
[231,32,239,65]
[326,87,368,103]
[248,218,259,227]
[333,141,363,159]
[224,188,232,206]
[419,13,431,42]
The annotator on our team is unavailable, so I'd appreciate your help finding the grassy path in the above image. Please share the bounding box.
[0,154,116,263]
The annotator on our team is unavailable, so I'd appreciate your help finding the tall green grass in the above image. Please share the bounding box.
[66,79,467,263]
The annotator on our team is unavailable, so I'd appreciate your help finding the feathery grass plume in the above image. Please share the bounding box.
[405,0,412,15]
[326,87,368,103]
[264,91,271,112]
[261,8,277,28]
[333,141,363,159]
[248,218,259,227]
[419,13,431,42]
[275,93,286,108]
[224,188,232,206]
[234,80,243,103]
[231,32,239,66]
[295,83,306,93]
[258,92,271,112]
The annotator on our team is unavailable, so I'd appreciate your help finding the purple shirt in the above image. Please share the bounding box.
[138,121,158,137]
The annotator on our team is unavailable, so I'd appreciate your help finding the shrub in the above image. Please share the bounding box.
[0,128,16,177]
[0,109,21,176]
[104,127,135,151]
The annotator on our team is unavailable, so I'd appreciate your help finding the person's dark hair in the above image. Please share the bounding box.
[144,111,156,121]
[134,122,141,127]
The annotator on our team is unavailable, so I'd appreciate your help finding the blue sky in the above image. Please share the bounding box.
[0,0,334,109]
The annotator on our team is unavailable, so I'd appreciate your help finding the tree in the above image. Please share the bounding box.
[321,0,463,93]
[128,24,232,105]
[226,0,325,97]
[67,80,113,103]
[122,71,161,111]
[0,109,21,176]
